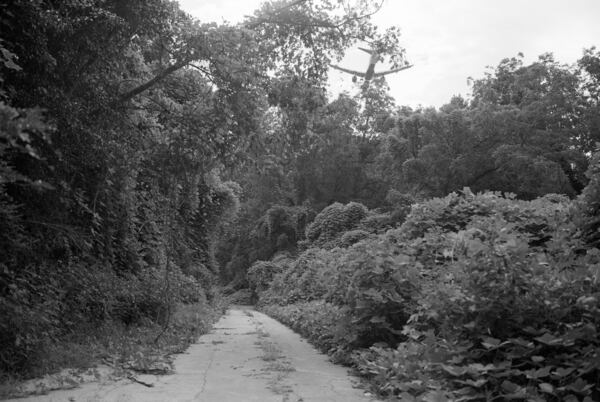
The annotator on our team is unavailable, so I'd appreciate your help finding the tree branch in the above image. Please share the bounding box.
[466,166,500,187]
[117,59,190,104]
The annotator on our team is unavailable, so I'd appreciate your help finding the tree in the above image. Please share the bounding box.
[371,54,594,199]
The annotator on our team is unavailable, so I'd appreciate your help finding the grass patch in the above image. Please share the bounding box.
[259,340,282,362]
[256,327,270,338]
[266,360,295,372]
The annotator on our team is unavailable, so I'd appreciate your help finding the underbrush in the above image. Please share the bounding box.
[257,186,600,401]
[0,299,226,398]
[0,258,213,375]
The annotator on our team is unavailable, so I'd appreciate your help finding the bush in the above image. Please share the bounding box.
[332,236,421,347]
[261,301,352,362]
[385,189,416,224]
[339,229,371,247]
[305,201,368,248]
[259,189,599,401]
[227,289,253,305]
[110,265,204,326]
[0,259,206,375]
[260,248,340,306]
[261,233,422,348]
[357,213,395,233]
[400,189,570,246]
[355,211,600,401]
[247,260,286,295]
[250,205,315,260]
[351,340,452,400]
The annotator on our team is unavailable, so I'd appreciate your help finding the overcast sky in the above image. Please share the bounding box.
[177,0,600,108]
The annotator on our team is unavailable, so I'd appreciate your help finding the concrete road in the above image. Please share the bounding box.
[7,308,378,402]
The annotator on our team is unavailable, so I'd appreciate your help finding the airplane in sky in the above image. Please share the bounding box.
[331,47,412,87]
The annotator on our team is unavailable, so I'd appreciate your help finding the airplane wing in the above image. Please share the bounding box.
[373,65,413,77]
[330,64,366,77]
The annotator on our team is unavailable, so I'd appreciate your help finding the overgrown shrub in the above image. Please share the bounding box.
[112,265,205,325]
[357,213,395,233]
[305,201,368,247]
[0,259,206,375]
[258,188,600,401]
[260,233,422,348]
[260,248,340,306]
[339,229,371,247]
[227,289,253,305]
[385,189,416,224]
[353,199,599,401]
[250,205,314,260]
[331,236,421,347]
[261,301,352,362]
[247,259,286,295]
[305,202,345,243]
[400,188,570,246]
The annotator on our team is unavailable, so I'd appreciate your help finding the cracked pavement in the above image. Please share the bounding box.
[6,308,378,402]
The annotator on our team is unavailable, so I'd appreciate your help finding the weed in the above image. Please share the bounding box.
[266,360,295,372]
[259,340,282,362]
[256,328,270,338]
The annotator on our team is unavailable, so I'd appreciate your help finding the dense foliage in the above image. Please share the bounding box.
[257,185,600,401]
[220,49,600,284]
[0,0,402,378]
[2,0,599,399]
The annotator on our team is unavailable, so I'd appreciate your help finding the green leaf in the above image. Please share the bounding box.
[552,367,575,378]
[456,378,488,388]
[534,332,563,345]
[500,380,520,393]
[441,364,467,377]
[565,378,593,394]
[481,336,506,349]
[526,366,552,379]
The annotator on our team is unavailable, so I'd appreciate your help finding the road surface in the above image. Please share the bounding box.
[6,308,377,402]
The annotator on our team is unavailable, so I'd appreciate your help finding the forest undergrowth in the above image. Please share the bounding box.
[0,299,227,398]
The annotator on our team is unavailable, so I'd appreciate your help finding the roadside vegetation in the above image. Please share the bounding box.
[256,185,600,401]
[240,48,600,401]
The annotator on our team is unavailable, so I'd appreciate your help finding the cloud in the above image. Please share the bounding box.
[177,0,263,23]
[178,0,600,107]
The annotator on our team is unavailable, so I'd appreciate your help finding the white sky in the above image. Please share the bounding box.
[177,0,600,108]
